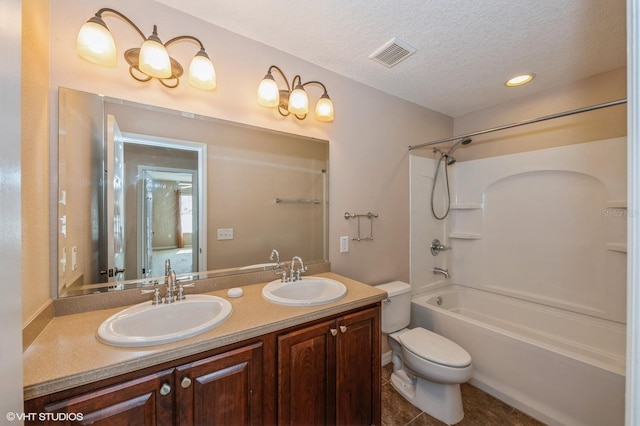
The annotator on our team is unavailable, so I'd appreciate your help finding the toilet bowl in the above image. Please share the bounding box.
[376,281,472,425]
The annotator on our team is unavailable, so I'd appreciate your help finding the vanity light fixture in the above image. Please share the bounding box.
[505,73,535,87]
[77,8,217,90]
[257,65,334,122]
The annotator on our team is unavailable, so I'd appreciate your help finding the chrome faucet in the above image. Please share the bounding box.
[165,270,178,303]
[141,259,189,304]
[431,267,450,279]
[270,249,289,282]
[270,249,281,269]
[290,256,307,282]
[164,259,171,276]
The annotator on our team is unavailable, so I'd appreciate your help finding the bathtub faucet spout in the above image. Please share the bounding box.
[431,267,449,279]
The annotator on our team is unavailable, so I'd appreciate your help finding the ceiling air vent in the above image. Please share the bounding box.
[369,37,416,68]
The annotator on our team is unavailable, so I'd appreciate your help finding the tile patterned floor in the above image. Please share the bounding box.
[381,364,545,426]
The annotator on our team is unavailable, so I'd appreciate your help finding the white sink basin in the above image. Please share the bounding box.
[97,294,232,347]
[262,277,348,306]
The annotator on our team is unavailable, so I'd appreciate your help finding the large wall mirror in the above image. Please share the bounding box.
[57,87,329,298]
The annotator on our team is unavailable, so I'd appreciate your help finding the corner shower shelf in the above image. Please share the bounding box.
[450,203,483,210]
[605,243,627,253]
[449,232,483,240]
[605,201,627,209]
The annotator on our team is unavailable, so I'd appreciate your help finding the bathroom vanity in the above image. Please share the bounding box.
[23,273,385,425]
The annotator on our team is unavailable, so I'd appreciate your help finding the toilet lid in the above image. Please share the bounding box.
[398,328,471,368]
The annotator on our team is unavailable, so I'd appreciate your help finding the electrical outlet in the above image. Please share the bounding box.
[340,236,349,253]
[72,246,78,271]
[217,228,234,240]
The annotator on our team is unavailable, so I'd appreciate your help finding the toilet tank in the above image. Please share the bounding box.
[375,281,412,334]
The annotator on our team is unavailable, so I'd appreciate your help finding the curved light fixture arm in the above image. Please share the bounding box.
[302,80,329,96]
[267,65,292,93]
[164,35,205,50]
[93,8,146,40]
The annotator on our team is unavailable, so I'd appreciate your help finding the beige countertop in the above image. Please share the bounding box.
[23,272,386,400]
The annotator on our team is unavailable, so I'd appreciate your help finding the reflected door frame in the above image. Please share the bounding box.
[139,166,198,278]
[122,132,207,278]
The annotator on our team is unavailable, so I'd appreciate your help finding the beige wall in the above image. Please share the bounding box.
[21,0,452,322]
[451,67,627,162]
[22,1,52,324]
[25,1,627,326]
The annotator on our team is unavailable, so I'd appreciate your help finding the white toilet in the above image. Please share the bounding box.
[376,281,472,425]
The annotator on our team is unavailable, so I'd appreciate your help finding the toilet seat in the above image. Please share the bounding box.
[398,327,471,368]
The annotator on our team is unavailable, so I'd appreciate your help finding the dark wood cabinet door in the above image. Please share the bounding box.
[37,369,174,426]
[277,319,337,425]
[336,307,381,426]
[175,342,264,426]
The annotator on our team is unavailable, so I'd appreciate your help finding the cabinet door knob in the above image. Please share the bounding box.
[340,325,347,333]
[159,383,171,396]
[181,377,192,389]
[330,328,338,336]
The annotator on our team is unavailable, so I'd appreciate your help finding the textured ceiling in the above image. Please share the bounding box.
[153,0,627,117]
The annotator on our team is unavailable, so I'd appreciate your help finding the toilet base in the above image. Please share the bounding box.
[390,371,464,425]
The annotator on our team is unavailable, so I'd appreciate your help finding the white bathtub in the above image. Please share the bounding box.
[410,284,626,426]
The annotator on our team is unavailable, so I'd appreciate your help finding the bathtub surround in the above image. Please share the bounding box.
[410,138,627,425]
[412,285,624,426]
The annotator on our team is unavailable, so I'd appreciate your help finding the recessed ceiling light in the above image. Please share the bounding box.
[506,74,535,87]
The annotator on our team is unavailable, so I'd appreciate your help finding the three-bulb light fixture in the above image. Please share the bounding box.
[257,65,334,122]
[76,8,216,90]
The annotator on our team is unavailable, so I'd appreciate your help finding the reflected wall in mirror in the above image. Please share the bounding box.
[58,87,329,297]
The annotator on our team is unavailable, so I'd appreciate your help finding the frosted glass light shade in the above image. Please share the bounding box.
[315,95,334,122]
[257,75,280,107]
[189,51,216,90]
[77,19,117,67]
[288,85,309,115]
[139,38,171,78]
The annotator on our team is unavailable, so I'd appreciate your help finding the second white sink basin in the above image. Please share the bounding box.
[262,277,348,306]
[97,294,232,347]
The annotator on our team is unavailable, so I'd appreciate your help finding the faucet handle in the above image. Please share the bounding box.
[177,282,196,301]
[141,287,163,305]
[430,239,450,256]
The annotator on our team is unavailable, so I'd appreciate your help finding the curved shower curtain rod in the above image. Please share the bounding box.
[408,98,627,151]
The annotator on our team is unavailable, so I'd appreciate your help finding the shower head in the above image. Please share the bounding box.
[445,155,456,165]
[446,137,472,157]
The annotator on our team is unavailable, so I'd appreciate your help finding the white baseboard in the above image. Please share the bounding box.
[382,350,392,366]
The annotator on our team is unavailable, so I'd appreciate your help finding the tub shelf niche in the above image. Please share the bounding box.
[450,203,483,240]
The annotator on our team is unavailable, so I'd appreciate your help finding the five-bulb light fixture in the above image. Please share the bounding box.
[76,8,216,90]
[257,65,334,122]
